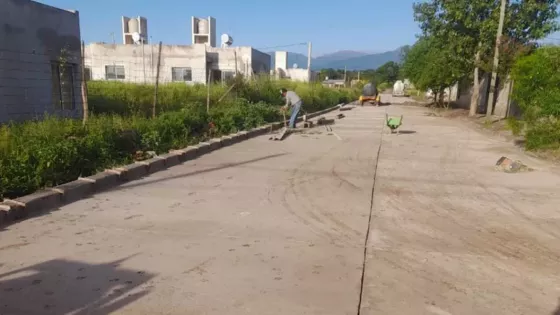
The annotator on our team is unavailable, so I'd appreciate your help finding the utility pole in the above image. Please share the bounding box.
[486,0,507,118]
[343,66,347,86]
[111,32,115,45]
[307,42,312,83]
[358,71,360,81]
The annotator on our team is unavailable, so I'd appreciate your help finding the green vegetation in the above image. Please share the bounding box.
[403,0,559,150]
[318,61,404,89]
[0,79,358,200]
[511,46,560,150]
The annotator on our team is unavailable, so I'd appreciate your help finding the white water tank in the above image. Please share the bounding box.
[198,19,209,34]
[393,80,405,95]
[128,19,139,33]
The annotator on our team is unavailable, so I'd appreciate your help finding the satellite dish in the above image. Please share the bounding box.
[220,33,233,47]
[293,63,298,69]
[132,32,141,44]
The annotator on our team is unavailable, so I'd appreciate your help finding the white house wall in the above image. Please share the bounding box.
[85,44,272,85]
[85,43,208,84]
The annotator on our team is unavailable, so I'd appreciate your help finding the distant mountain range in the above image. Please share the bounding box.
[268,47,408,71]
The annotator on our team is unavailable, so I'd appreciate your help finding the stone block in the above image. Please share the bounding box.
[197,142,211,154]
[137,157,167,174]
[13,189,62,215]
[220,135,235,147]
[119,163,149,181]
[0,205,7,225]
[85,171,120,192]
[208,138,222,151]
[50,179,95,204]
[248,128,262,138]
[0,203,24,224]
[236,131,248,140]
[182,146,201,161]
[159,152,181,168]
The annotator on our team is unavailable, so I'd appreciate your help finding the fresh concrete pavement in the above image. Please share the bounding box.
[1,95,560,315]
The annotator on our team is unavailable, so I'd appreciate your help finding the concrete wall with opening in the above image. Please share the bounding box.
[0,0,82,123]
[85,44,272,85]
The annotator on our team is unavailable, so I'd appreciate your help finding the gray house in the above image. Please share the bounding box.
[0,0,83,124]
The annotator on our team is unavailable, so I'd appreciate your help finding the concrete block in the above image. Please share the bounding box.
[0,205,7,226]
[182,146,201,161]
[208,138,222,151]
[271,122,284,131]
[0,202,25,224]
[169,146,200,162]
[49,179,95,203]
[159,152,181,168]
[246,129,259,138]
[137,157,167,174]
[236,131,249,140]
[13,190,62,215]
[119,163,149,181]
[197,142,211,154]
[220,135,234,147]
[85,171,121,192]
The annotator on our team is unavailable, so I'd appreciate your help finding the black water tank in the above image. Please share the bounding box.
[362,82,378,96]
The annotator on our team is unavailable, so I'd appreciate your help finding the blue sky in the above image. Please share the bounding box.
[37,0,421,56]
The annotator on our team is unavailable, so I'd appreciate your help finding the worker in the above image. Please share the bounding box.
[280,88,302,129]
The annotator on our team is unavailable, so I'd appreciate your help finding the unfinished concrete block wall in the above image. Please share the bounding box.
[0,0,83,124]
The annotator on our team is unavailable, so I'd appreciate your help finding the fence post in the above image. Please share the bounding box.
[152,41,162,118]
[81,41,89,125]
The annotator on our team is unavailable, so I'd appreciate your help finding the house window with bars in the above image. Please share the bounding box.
[51,62,76,110]
[105,65,125,80]
[171,67,193,82]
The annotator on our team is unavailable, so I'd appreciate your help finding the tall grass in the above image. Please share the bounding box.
[0,78,358,200]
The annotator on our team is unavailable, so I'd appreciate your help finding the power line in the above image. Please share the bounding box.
[256,42,307,51]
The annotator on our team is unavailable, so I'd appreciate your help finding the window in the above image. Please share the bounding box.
[105,65,125,80]
[172,67,192,82]
[51,62,76,110]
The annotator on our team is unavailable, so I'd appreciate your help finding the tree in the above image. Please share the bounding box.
[402,36,464,106]
[413,0,558,116]
[375,61,401,84]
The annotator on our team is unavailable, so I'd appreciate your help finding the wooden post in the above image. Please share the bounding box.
[152,41,162,118]
[206,69,212,113]
[81,41,89,125]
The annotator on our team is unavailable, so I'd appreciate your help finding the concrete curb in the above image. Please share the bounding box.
[0,103,344,228]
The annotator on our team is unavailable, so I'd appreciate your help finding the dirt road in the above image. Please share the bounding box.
[1,98,559,315]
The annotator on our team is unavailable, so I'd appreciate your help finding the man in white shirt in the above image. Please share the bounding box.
[280,88,302,129]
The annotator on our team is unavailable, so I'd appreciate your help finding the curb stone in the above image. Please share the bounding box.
[159,152,182,168]
[137,157,167,174]
[49,179,95,204]
[86,171,121,192]
[208,138,222,151]
[0,103,346,228]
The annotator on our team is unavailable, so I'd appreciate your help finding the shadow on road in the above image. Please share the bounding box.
[396,130,417,135]
[0,255,155,314]
[114,153,288,191]
[552,299,560,315]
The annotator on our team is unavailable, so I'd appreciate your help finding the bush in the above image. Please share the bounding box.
[0,79,358,200]
[512,46,560,149]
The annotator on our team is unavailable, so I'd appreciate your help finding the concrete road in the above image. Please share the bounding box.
[1,97,560,315]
